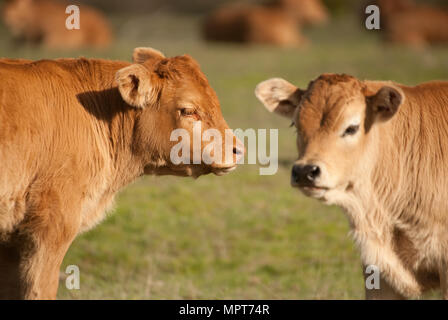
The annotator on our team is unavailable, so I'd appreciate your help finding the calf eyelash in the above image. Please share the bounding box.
[180,108,196,116]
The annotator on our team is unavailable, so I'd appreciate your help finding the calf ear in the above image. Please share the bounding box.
[132,47,165,64]
[367,86,404,123]
[115,64,157,108]
[255,78,303,119]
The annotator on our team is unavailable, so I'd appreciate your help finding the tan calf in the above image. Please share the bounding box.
[257,74,448,299]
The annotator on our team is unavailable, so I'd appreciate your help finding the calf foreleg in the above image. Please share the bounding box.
[362,264,406,299]
[13,188,80,299]
[354,230,421,299]
[439,261,448,300]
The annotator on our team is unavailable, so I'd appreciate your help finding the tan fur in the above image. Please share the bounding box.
[0,48,243,299]
[2,0,113,49]
[257,74,448,299]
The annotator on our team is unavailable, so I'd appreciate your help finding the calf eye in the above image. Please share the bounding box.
[180,108,197,117]
[342,124,359,137]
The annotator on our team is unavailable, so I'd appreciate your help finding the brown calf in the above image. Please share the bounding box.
[0,47,244,299]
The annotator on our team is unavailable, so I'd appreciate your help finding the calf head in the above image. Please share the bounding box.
[256,74,404,203]
[116,47,244,178]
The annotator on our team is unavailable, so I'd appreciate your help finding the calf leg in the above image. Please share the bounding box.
[1,187,81,299]
[0,223,78,300]
[20,187,82,299]
[354,229,421,298]
[439,261,448,300]
[19,216,79,299]
[0,238,22,299]
[20,238,76,299]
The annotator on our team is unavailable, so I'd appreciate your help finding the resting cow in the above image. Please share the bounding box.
[272,0,329,26]
[368,0,448,47]
[202,4,306,47]
[256,74,448,299]
[0,47,244,299]
[2,0,113,49]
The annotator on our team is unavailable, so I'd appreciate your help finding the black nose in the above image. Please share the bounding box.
[291,164,321,184]
[233,147,243,155]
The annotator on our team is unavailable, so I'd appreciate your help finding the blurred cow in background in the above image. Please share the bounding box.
[272,0,329,26]
[202,0,329,47]
[2,0,113,49]
[368,0,448,47]
[203,4,306,47]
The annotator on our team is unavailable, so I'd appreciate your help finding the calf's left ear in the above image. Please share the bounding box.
[367,86,404,122]
[115,64,158,109]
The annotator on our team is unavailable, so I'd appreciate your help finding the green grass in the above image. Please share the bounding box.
[1,13,447,299]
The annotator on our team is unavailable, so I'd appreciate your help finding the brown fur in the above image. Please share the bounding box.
[256,74,448,299]
[2,0,113,49]
[0,48,243,299]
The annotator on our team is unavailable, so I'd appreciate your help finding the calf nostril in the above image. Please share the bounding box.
[292,164,320,184]
[233,147,242,155]
[306,165,320,181]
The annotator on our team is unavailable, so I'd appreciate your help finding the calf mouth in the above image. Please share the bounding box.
[212,164,238,176]
[300,186,328,200]
[292,181,329,199]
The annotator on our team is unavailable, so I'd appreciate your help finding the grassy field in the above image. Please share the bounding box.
[1,12,448,299]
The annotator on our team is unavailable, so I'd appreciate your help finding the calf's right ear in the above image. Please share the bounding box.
[255,78,303,119]
[366,86,404,123]
[115,64,158,109]
[132,47,165,64]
